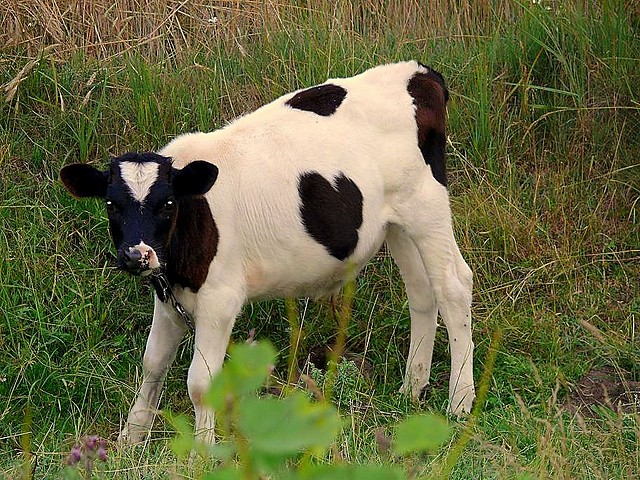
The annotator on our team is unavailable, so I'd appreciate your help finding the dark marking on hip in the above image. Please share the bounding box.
[298,171,363,260]
[407,66,449,187]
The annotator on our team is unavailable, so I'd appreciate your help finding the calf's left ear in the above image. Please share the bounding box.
[60,164,108,198]
[172,161,219,198]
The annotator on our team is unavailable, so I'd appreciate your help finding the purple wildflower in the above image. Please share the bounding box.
[66,444,82,466]
[84,435,98,451]
[246,328,256,343]
[97,438,108,462]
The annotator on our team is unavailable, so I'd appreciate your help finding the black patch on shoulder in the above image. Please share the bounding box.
[298,171,363,260]
[285,84,347,116]
[407,66,449,187]
[166,196,218,292]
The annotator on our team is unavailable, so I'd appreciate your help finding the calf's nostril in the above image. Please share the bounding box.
[125,249,142,262]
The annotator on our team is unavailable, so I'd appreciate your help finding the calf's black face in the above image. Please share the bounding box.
[60,152,218,275]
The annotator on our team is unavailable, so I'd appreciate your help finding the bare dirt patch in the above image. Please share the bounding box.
[564,366,640,416]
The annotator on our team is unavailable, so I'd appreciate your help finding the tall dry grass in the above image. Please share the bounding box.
[1,0,532,60]
[2,0,251,59]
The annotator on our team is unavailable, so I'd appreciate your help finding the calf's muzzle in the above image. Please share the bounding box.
[118,242,161,275]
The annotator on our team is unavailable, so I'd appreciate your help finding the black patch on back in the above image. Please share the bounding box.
[407,66,449,187]
[166,196,218,292]
[285,84,347,116]
[298,171,363,260]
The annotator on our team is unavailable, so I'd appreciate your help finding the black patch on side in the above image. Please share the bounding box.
[166,196,218,292]
[407,66,449,187]
[285,84,347,116]
[298,172,363,261]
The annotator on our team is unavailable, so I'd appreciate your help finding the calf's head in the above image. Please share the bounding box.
[61,152,218,275]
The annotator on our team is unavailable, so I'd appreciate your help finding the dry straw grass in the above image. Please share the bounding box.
[2,0,257,58]
[1,0,523,60]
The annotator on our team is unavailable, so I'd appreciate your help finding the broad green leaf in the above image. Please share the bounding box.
[164,411,236,460]
[207,442,237,462]
[393,414,450,455]
[165,412,196,459]
[202,467,243,480]
[169,434,197,460]
[251,450,291,476]
[237,393,340,455]
[204,341,277,411]
[296,464,406,480]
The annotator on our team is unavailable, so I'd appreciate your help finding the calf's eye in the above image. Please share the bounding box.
[159,199,176,215]
[105,200,121,215]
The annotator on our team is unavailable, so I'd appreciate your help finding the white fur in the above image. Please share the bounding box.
[120,161,159,202]
[120,61,475,444]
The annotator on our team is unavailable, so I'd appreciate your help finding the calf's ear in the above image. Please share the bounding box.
[60,164,108,198]
[172,161,219,197]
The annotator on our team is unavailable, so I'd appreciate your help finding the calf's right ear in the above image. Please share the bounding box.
[60,164,108,198]
[172,161,219,198]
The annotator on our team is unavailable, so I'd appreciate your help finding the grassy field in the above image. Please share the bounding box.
[1,0,639,478]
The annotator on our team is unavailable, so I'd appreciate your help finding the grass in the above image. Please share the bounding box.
[1,0,639,478]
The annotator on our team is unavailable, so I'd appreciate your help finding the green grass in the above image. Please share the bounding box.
[1,0,639,478]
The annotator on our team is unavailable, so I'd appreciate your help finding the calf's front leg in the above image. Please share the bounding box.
[187,287,243,445]
[119,298,188,444]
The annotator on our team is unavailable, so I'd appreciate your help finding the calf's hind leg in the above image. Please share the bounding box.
[394,179,475,415]
[386,224,438,399]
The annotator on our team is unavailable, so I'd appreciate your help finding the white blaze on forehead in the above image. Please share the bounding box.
[119,161,160,202]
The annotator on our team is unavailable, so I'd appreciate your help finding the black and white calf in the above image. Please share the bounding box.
[61,61,475,444]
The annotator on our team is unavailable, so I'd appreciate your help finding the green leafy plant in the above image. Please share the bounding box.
[306,358,367,409]
[169,340,451,479]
